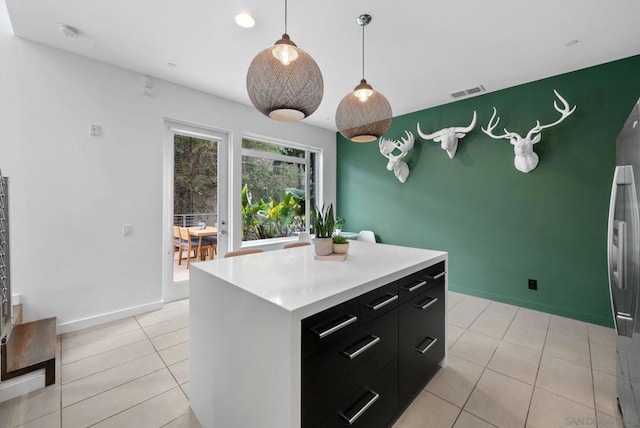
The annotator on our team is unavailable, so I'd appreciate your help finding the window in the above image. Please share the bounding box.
[241,138,318,241]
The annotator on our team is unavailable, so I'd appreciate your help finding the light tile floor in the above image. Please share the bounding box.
[0,292,624,428]
[394,292,623,428]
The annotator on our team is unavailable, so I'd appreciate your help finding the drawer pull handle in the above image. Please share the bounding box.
[342,335,380,360]
[415,337,437,354]
[427,271,446,281]
[366,294,398,311]
[416,297,438,310]
[314,315,358,339]
[403,280,426,293]
[339,389,380,425]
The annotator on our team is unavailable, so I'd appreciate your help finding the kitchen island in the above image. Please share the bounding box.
[189,240,447,428]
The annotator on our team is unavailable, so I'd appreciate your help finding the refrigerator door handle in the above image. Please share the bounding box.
[616,221,626,291]
[608,167,624,333]
[608,166,639,338]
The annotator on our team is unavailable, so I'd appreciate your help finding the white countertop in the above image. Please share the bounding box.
[193,240,447,317]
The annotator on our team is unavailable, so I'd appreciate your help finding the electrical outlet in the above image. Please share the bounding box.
[528,279,538,290]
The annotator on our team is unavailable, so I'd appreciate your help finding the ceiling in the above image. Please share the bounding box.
[5,0,640,132]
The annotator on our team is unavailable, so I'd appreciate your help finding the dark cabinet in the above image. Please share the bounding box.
[398,261,445,407]
[301,260,446,427]
[302,308,398,426]
[316,359,398,428]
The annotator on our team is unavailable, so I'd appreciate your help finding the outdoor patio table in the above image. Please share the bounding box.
[188,226,218,260]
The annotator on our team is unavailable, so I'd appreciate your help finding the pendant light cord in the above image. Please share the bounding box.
[284,0,288,34]
[361,24,365,80]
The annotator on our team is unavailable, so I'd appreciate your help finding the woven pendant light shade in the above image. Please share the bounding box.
[336,80,392,142]
[247,35,323,122]
[335,14,392,142]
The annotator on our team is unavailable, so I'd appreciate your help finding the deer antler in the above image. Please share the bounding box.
[379,130,414,157]
[379,131,415,183]
[481,107,522,141]
[397,130,415,152]
[525,89,576,140]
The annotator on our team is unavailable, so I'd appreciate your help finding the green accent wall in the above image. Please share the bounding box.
[336,55,640,327]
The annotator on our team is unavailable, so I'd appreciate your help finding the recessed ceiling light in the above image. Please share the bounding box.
[565,40,579,47]
[235,12,255,28]
[58,24,80,39]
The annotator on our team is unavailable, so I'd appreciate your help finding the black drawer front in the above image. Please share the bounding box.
[398,270,427,304]
[359,281,399,325]
[424,261,446,284]
[399,283,445,351]
[399,329,444,408]
[302,309,398,427]
[302,298,361,358]
[316,359,398,428]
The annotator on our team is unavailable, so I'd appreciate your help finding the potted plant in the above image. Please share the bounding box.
[332,234,349,254]
[334,217,346,235]
[312,203,335,256]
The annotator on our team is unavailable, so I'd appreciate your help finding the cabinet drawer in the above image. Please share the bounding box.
[359,281,399,325]
[398,270,427,304]
[398,262,445,304]
[316,359,398,428]
[399,330,444,408]
[302,298,360,358]
[399,283,445,351]
[302,309,398,427]
[424,261,446,285]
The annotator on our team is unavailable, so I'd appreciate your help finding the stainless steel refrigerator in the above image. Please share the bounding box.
[608,98,640,427]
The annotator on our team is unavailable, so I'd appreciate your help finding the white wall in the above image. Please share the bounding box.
[0,4,336,332]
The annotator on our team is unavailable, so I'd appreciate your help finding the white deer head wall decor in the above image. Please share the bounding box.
[379,131,415,183]
[481,90,576,173]
[416,111,477,159]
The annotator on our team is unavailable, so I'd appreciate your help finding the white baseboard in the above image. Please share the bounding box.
[57,300,164,334]
[0,370,45,403]
[163,280,189,303]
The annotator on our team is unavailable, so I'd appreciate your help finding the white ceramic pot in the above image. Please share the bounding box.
[313,237,333,256]
[333,243,349,254]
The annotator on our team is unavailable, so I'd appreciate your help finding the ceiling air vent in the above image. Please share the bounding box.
[450,85,485,99]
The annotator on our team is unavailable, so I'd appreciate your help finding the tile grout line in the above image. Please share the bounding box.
[448,299,517,428]
[522,314,550,427]
[84,385,185,427]
[59,320,159,385]
[60,335,152,368]
[61,366,169,410]
[135,311,189,401]
[587,331,600,426]
[59,317,173,413]
[60,310,189,427]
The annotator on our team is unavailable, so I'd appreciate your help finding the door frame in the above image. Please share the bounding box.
[162,119,230,302]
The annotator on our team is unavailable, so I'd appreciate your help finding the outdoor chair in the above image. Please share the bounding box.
[201,235,218,259]
[283,241,311,249]
[224,248,264,258]
[178,227,212,268]
[173,226,182,255]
